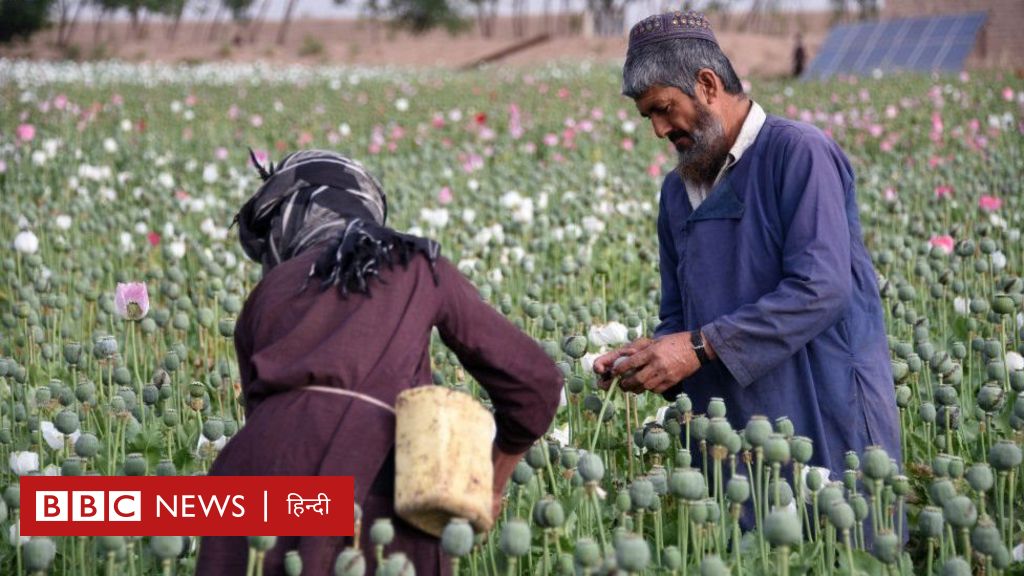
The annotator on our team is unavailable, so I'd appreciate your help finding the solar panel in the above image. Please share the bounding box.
[804,11,987,80]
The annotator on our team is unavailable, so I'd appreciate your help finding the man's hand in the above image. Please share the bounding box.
[491,445,526,520]
[611,332,699,394]
[593,338,654,390]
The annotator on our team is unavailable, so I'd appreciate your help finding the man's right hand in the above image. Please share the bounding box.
[592,337,654,390]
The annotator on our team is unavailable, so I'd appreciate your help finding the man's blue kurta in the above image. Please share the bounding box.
[656,114,901,478]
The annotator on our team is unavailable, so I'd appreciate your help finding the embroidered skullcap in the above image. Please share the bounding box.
[627,10,717,53]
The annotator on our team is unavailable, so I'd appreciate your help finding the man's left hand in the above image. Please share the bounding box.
[611,332,699,394]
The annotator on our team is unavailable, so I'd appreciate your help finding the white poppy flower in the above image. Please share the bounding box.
[588,322,629,347]
[9,451,39,476]
[40,421,80,451]
[13,230,38,254]
[1006,351,1024,372]
[9,523,30,546]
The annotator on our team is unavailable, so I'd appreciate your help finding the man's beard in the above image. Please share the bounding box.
[672,100,731,188]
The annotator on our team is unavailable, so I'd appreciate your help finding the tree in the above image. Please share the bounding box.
[388,0,467,35]
[54,0,89,47]
[276,0,300,45]
[0,0,54,44]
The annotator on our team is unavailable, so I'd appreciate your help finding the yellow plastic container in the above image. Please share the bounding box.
[394,386,495,537]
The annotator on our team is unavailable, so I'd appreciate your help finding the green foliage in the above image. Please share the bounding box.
[0,0,54,44]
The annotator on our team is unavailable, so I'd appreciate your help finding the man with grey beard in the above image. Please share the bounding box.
[594,10,901,528]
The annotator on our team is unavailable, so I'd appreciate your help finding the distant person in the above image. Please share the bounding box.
[197,150,562,575]
[595,11,901,518]
[793,33,807,78]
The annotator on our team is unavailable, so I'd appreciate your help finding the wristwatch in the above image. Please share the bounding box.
[691,331,710,367]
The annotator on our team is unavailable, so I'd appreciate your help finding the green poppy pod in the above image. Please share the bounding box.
[629,479,655,510]
[939,557,971,576]
[805,467,824,492]
[691,415,710,441]
[644,425,671,453]
[946,456,965,479]
[726,475,750,504]
[577,453,604,483]
[61,456,84,476]
[498,519,531,557]
[919,402,937,423]
[162,408,179,428]
[670,467,706,501]
[790,436,813,464]
[334,547,365,576]
[675,393,692,413]
[614,533,650,572]
[699,555,730,576]
[440,518,474,557]
[891,474,911,497]
[559,447,579,470]
[370,518,395,547]
[929,478,957,507]
[992,294,1015,315]
[648,466,669,496]
[774,416,794,438]
[843,450,860,471]
[54,409,79,435]
[74,433,100,458]
[916,505,944,539]
[987,361,1007,381]
[566,375,585,394]
[906,353,923,373]
[150,535,184,560]
[707,417,732,447]
[971,516,1002,557]
[573,538,602,568]
[843,469,858,492]
[850,494,868,522]
[966,463,994,493]
[943,495,978,528]
[688,499,709,524]
[202,418,225,442]
[142,384,160,406]
[4,484,20,510]
[744,416,772,448]
[155,459,177,476]
[817,483,845,516]
[561,335,587,359]
[383,553,414,576]
[676,449,693,468]
[282,550,303,576]
[764,508,802,547]
[764,433,791,464]
[724,431,743,455]
[662,546,682,571]
[872,531,901,564]
[891,360,909,382]
[707,397,726,418]
[988,440,1023,471]
[894,385,912,407]
[24,537,58,572]
[1015,392,1024,419]
[827,501,855,531]
[124,453,147,476]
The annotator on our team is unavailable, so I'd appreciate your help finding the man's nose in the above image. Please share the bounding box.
[651,117,671,139]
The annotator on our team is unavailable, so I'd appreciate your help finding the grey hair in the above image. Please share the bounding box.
[622,38,744,99]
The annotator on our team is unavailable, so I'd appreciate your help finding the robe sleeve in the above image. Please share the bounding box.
[434,259,563,454]
[655,176,686,338]
[702,128,853,387]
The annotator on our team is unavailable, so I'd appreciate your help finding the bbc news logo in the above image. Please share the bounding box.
[20,476,354,536]
[36,491,142,522]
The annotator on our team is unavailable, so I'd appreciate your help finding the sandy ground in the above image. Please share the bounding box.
[1,14,831,77]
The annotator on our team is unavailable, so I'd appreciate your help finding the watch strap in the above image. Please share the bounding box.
[691,331,710,366]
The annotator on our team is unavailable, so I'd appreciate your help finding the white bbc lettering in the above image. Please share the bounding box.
[72,491,106,522]
[36,491,68,522]
[108,491,142,521]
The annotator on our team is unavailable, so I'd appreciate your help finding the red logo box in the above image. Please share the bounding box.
[20,476,354,536]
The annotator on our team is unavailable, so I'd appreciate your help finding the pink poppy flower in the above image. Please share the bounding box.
[621,138,634,151]
[147,232,161,247]
[16,124,35,142]
[934,185,953,199]
[884,188,897,202]
[115,282,150,321]
[543,133,559,147]
[1003,87,1015,102]
[979,195,1002,212]
[438,186,453,205]
[929,235,954,255]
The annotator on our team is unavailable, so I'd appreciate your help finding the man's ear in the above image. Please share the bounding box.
[695,69,719,105]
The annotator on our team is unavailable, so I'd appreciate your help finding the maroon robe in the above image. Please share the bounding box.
[196,248,563,575]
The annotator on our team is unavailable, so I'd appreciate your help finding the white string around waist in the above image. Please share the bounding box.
[304,385,396,414]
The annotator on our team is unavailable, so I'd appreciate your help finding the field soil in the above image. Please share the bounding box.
[1,13,832,78]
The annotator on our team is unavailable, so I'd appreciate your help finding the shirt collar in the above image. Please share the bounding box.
[723,100,766,171]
